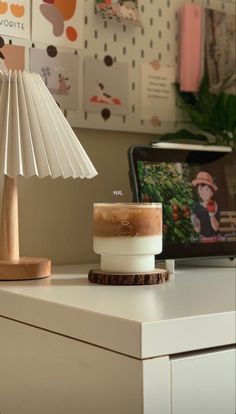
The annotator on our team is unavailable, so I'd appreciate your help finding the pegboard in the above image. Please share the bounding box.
[0,0,235,134]
[68,0,236,133]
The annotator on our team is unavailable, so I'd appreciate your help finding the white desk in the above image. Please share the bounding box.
[0,265,235,414]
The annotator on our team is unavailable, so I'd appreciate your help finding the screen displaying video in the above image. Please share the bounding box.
[137,158,236,246]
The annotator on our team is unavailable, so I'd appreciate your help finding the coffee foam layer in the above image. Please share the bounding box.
[94,205,162,237]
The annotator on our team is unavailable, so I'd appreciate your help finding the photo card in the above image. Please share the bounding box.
[84,56,129,116]
[30,47,79,110]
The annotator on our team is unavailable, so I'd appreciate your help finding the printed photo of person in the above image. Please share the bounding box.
[191,171,220,241]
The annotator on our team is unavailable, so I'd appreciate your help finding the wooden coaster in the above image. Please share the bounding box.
[88,268,169,285]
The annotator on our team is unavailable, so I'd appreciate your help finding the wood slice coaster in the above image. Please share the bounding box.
[88,268,169,285]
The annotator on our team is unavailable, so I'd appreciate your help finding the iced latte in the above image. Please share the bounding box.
[93,203,162,273]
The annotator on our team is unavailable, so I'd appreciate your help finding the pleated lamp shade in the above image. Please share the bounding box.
[0,70,98,280]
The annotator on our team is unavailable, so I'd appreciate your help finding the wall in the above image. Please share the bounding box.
[0,129,152,265]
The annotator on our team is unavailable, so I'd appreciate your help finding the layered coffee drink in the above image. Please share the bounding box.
[93,203,162,273]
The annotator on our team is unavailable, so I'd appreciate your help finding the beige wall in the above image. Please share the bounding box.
[0,129,153,265]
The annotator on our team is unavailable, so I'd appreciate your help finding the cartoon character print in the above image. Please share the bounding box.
[118,220,134,237]
[90,82,122,105]
[58,73,71,94]
[118,1,138,21]
[191,171,220,240]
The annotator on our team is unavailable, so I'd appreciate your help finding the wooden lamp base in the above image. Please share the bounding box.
[0,177,51,281]
[0,257,51,281]
[88,268,169,285]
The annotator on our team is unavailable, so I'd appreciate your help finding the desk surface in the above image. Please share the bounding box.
[0,265,235,358]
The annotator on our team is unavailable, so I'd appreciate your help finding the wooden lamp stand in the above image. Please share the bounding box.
[0,175,51,280]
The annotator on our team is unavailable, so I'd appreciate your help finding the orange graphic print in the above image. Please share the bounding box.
[0,1,8,14]
[40,0,77,41]
[54,0,76,20]
[10,3,25,17]
[66,26,77,41]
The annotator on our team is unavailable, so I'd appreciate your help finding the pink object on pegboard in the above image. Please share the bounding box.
[179,3,204,92]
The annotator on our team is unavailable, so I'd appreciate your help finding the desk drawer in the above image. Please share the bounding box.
[171,347,235,414]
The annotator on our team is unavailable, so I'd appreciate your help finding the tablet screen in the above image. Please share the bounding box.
[128,145,236,260]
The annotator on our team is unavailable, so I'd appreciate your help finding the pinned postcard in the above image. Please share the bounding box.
[30,48,79,110]
[141,61,176,124]
[32,0,83,49]
[0,0,30,40]
[95,0,142,27]
[0,43,25,71]
[84,57,129,116]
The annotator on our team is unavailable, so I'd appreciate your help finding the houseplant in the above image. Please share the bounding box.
[160,75,236,149]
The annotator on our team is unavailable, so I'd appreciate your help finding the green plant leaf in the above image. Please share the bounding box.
[174,74,236,147]
[198,74,216,114]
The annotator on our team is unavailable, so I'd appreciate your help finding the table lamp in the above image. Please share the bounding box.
[0,70,97,280]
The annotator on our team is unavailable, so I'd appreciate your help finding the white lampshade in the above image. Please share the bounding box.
[0,70,97,280]
[0,70,97,179]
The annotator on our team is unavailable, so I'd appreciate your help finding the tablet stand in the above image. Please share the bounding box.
[165,259,175,274]
[155,259,175,275]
